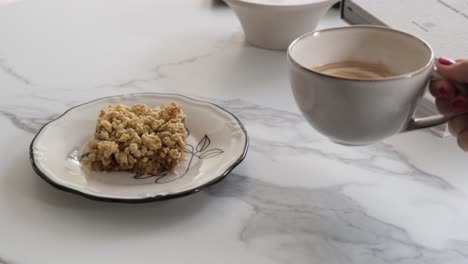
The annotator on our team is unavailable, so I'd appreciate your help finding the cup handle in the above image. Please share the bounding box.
[405,69,468,132]
[405,114,450,131]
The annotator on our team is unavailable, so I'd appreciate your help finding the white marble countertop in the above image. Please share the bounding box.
[1,1,468,263]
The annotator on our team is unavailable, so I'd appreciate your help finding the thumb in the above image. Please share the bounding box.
[436,58,468,83]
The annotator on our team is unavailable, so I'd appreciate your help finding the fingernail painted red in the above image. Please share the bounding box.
[438,57,455,66]
[437,86,450,97]
[437,85,456,98]
[451,99,467,112]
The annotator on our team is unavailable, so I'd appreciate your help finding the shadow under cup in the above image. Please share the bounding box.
[288,26,435,145]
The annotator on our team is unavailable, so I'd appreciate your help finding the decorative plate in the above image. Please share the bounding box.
[30,93,249,203]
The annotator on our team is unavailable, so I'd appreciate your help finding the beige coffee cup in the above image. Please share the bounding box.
[288,25,458,145]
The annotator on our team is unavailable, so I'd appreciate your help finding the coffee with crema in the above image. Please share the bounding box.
[311,60,396,80]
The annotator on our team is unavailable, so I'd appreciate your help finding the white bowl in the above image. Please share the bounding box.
[225,0,339,50]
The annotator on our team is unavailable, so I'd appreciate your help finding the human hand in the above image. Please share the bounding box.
[430,58,468,151]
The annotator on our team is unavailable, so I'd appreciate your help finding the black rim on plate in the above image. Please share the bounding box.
[29,93,249,203]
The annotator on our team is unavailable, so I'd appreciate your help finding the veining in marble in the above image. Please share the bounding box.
[97,32,245,90]
[0,108,55,134]
[0,58,30,85]
[209,174,468,264]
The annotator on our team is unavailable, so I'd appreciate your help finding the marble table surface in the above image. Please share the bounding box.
[1,0,468,263]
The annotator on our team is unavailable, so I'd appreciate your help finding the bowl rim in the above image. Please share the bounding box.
[224,0,338,9]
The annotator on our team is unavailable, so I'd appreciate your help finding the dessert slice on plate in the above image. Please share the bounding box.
[30,93,249,203]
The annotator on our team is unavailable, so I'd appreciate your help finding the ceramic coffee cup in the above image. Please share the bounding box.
[224,0,339,50]
[288,25,455,145]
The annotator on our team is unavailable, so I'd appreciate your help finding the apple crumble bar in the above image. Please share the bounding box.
[84,103,187,175]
